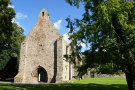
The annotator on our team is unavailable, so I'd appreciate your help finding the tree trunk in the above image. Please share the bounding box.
[125,64,135,90]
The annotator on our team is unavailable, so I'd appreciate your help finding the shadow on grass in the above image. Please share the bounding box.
[0,83,128,90]
[0,78,14,83]
[0,78,14,82]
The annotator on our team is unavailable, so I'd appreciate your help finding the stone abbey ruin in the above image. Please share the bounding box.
[14,9,75,83]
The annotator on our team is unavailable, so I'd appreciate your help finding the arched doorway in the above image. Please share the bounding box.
[38,67,48,82]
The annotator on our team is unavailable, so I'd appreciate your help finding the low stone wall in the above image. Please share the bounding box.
[94,74,125,78]
[72,73,125,80]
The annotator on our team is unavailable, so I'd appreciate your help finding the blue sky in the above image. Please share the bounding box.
[10,0,84,35]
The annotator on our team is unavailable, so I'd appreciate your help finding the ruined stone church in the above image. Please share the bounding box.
[14,8,74,83]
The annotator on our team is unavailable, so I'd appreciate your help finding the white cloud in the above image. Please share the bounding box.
[63,33,71,43]
[12,19,20,26]
[80,42,86,48]
[15,20,20,26]
[12,19,25,31]
[12,19,25,29]
[63,33,86,48]
[54,20,62,30]
[8,5,15,8]
[16,12,27,19]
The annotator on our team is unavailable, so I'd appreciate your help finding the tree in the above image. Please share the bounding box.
[0,0,25,79]
[0,22,25,80]
[0,57,18,80]
[0,0,16,70]
[65,0,135,90]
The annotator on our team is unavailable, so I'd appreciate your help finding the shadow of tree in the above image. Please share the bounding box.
[0,83,128,90]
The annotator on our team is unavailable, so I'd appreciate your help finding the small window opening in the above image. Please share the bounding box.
[42,12,44,16]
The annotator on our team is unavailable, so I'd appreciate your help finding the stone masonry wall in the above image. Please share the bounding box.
[14,9,63,83]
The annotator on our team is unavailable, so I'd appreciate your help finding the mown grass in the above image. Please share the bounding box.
[0,77,128,90]
[74,77,127,84]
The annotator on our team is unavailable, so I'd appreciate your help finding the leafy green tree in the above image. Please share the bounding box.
[0,57,18,80]
[0,22,25,80]
[0,0,25,79]
[0,0,16,70]
[65,0,135,90]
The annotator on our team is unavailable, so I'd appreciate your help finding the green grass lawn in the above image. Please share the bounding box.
[0,77,128,90]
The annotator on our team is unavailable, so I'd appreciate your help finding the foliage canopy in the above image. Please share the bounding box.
[65,0,135,89]
[0,0,25,73]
